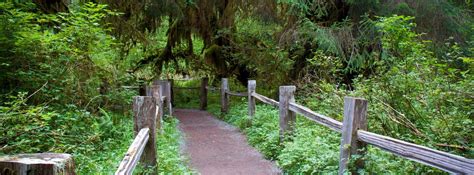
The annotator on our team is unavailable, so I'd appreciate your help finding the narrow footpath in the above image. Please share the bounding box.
[175,109,281,175]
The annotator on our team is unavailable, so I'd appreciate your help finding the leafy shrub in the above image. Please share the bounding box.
[278,121,340,174]
[0,2,132,110]
[298,15,473,157]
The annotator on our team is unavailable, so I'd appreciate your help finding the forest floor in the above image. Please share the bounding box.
[175,109,281,175]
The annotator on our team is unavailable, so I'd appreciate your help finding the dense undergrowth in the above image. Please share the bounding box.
[0,92,133,173]
[0,92,193,174]
[206,19,474,167]
[1,0,472,174]
[0,2,193,174]
[209,100,445,174]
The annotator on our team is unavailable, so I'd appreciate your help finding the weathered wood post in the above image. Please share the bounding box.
[220,78,229,113]
[0,153,75,175]
[279,86,296,142]
[132,96,157,172]
[150,85,163,133]
[154,80,172,116]
[169,79,174,107]
[200,77,209,110]
[338,97,368,175]
[145,85,152,96]
[248,80,256,118]
[165,81,172,116]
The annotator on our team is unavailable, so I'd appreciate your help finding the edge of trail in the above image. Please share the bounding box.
[175,109,281,175]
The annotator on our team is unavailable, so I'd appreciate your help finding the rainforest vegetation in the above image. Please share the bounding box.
[0,0,473,174]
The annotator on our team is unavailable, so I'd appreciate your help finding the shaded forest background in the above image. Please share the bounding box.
[0,0,472,173]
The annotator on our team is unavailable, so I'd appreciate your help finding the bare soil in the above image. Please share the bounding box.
[175,109,281,175]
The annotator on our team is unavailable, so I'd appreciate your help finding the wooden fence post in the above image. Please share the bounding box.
[221,78,229,113]
[338,97,368,175]
[150,85,163,133]
[200,77,209,110]
[145,85,151,96]
[248,80,256,118]
[0,153,75,175]
[169,79,174,107]
[154,80,172,116]
[165,81,172,116]
[132,96,157,172]
[279,86,296,142]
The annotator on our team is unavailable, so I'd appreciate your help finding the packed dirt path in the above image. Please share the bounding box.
[175,109,281,175]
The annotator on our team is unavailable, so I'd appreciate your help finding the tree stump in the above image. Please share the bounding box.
[0,153,75,175]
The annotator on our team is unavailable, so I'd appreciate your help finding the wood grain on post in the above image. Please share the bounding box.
[132,96,157,172]
[357,130,474,174]
[200,77,209,110]
[0,153,75,175]
[338,97,368,175]
[221,78,229,113]
[115,128,150,175]
[248,80,256,118]
[279,86,296,142]
[150,85,163,133]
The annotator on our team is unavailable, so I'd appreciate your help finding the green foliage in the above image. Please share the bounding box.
[0,2,131,109]
[205,16,471,172]
[0,2,193,174]
[230,17,292,87]
[278,122,340,174]
[360,15,473,151]
[0,92,134,173]
[173,79,202,109]
[1,92,194,173]
[212,100,445,174]
[156,117,195,173]
[211,99,281,159]
[299,15,473,158]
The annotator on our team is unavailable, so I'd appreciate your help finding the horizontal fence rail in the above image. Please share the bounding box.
[205,86,220,91]
[288,102,343,132]
[251,92,279,107]
[219,78,474,175]
[115,128,150,175]
[175,87,200,90]
[226,90,248,97]
[122,86,139,89]
[357,130,474,174]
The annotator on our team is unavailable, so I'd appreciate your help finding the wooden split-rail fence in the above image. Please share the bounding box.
[115,80,173,175]
[212,78,474,175]
[0,79,174,175]
[1,78,472,175]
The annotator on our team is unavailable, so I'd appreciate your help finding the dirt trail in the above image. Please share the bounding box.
[175,109,281,175]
